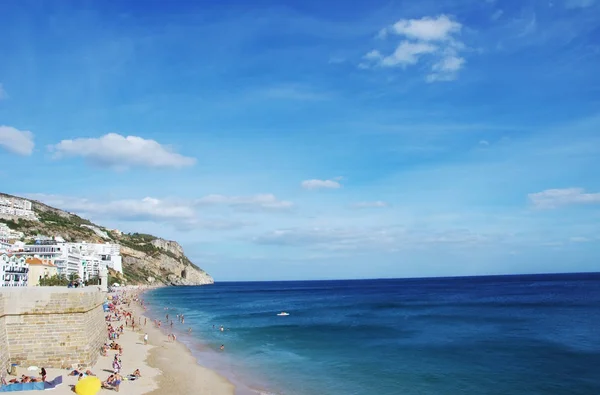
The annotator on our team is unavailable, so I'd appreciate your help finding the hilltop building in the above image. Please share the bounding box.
[0,197,37,220]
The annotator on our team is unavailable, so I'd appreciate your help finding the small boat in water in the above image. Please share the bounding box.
[277,312,290,316]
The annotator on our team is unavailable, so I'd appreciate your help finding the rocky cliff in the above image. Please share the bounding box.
[0,192,214,286]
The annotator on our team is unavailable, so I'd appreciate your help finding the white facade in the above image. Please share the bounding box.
[0,222,24,240]
[0,197,37,220]
[22,242,65,273]
[0,253,29,287]
[0,238,10,251]
[21,240,123,279]
[75,242,122,273]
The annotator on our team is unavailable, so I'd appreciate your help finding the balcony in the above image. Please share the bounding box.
[5,268,28,274]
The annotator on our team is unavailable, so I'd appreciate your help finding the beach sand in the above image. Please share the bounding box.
[135,303,236,395]
[10,291,235,395]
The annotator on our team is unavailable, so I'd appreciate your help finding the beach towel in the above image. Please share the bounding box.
[0,381,45,392]
[44,376,63,390]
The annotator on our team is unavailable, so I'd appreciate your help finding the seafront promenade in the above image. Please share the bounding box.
[1,286,234,395]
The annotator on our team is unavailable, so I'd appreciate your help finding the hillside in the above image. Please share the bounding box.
[0,192,214,286]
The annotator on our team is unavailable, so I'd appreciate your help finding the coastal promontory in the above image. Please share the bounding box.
[0,192,213,286]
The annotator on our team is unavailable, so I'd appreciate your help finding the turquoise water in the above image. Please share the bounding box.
[144,273,600,395]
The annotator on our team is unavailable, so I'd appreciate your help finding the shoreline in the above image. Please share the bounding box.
[132,298,236,395]
[139,287,280,395]
[6,286,237,395]
[139,286,285,395]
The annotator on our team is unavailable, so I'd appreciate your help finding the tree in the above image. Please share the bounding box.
[68,272,80,283]
[39,274,69,286]
[85,275,100,286]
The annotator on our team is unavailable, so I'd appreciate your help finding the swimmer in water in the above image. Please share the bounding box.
[220,345,224,351]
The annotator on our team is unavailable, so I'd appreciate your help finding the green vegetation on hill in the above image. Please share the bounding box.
[118,233,160,255]
[36,209,93,227]
[0,192,210,285]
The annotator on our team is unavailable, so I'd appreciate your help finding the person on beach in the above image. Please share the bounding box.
[40,368,46,382]
[144,333,148,345]
[113,355,122,374]
[220,344,225,351]
[188,327,192,333]
[144,317,147,326]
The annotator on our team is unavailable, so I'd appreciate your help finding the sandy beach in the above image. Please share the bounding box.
[10,288,235,395]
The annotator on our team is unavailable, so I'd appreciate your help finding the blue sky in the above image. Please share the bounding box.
[0,0,599,281]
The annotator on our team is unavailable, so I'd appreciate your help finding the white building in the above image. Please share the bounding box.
[0,253,29,287]
[0,197,37,220]
[0,222,24,241]
[0,237,10,251]
[21,240,123,279]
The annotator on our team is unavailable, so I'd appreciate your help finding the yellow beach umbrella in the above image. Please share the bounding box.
[74,376,102,395]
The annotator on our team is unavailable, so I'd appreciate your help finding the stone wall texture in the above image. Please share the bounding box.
[0,287,106,372]
[0,296,8,375]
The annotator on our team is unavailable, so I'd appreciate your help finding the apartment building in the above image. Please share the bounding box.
[0,197,37,220]
[21,239,123,280]
[0,253,29,287]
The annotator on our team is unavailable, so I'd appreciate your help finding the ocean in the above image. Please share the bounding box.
[143,273,600,395]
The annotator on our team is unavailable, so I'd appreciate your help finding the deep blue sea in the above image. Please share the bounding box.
[144,273,600,395]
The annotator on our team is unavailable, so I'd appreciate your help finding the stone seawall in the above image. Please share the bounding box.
[0,288,106,372]
[0,296,8,375]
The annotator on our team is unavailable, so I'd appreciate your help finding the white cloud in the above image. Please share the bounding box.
[363,15,467,82]
[388,15,462,42]
[426,55,466,82]
[528,188,600,209]
[253,226,501,251]
[569,236,591,243]
[26,192,288,230]
[479,140,490,146]
[253,227,394,250]
[28,194,195,223]
[364,50,383,60]
[0,125,34,156]
[564,0,595,8]
[50,133,196,169]
[301,179,342,190]
[380,41,438,67]
[328,56,346,64]
[491,10,504,21]
[0,84,7,100]
[196,194,293,210]
[350,201,389,209]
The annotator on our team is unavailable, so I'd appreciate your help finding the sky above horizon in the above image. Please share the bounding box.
[1,0,599,281]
